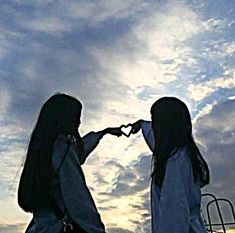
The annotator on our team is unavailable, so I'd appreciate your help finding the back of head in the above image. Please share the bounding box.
[151,97,209,187]
[151,97,192,153]
[37,93,82,136]
[18,93,82,212]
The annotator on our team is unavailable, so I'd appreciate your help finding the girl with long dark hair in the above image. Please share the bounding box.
[18,93,122,233]
[131,97,210,233]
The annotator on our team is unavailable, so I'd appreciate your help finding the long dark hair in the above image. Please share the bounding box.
[151,97,210,188]
[18,93,83,212]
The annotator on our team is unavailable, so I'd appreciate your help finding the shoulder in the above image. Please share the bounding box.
[52,135,68,157]
[142,120,152,128]
[53,134,79,150]
[52,134,77,170]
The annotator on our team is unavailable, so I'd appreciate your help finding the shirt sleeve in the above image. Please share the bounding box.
[141,121,155,152]
[157,151,191,233]
[78,131,104,165]
[52,136,106,233]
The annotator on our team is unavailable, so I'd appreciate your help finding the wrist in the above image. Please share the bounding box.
[139,119,144,124]
[137,119,144,128]
[102,127,110,135]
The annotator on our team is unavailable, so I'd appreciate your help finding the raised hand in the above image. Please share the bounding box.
[105,127,123,137]
[105,120,144,138]
[130,119,144,134]
[120,124,133,137]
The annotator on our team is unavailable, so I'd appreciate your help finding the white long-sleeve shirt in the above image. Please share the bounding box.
[142,121,207,233]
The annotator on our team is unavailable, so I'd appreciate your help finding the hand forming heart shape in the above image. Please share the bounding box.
[120,124,133,137]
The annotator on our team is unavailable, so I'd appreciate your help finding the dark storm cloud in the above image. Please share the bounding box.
[116,170,137,182]
[195,99,235,222]
[100,153,151,197]
[93,171,109,185]
[99,98,235,230]
[1,1,235,232]
[98,205,117,211]
[104,160,124,170]
[0,1,138,131]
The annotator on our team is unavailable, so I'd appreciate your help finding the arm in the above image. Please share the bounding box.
[131,120,155,151]
[157,152,191,233]
[142,121,155,152]
[78,127,122,165]
[52,139,106,233]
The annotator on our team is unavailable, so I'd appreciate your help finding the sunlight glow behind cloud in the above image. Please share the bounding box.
[0,0,234,232]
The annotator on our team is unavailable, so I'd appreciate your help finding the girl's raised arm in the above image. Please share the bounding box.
[79,127,122,164]
[131,120,155,151]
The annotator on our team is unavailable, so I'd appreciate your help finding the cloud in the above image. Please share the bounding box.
[194,99,235,221]
[7,0,151,34]
[192,101,217,125]
[89,0,205,93]
[107,227,133,233]
[23,17,71,33]
[0,223,26,233]
[94,153,151,232]
[66,0,150,24]
[93,171,109,185]
[202,18,231,33]
[2,1,147,130]
[0,0,235,232]
[0,87,11,118]
[188,68,235,101]
[100,153,151,197]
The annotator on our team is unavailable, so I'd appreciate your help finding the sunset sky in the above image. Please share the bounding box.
[0,0,235,232]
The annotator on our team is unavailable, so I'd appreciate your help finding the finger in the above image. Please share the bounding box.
[131,128,136,133]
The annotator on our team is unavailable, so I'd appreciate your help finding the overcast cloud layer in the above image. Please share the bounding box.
[0,1,234,232]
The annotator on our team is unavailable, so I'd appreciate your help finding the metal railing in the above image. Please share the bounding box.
[201,193,235,233]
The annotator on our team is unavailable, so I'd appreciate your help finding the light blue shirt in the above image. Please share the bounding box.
[142,121,207,233]
[51,132,106,233]
[26,131,105,233]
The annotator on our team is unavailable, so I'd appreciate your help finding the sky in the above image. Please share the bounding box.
[0,0,234,232]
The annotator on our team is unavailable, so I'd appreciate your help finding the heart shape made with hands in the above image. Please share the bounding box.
[120,124,133,137]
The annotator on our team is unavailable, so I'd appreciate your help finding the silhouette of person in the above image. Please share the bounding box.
[130,97,209,233]
[18,93,122,233]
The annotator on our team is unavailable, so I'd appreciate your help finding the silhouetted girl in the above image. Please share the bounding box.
[131,97,209,233]
[18,93,122,233]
